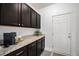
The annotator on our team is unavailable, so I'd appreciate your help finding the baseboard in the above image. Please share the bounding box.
[54,50,70,56]
[45,47,52,52]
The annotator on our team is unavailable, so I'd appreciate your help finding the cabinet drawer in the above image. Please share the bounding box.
[28,42,36,47]
[37,39,41,43]
[6,46,27,56]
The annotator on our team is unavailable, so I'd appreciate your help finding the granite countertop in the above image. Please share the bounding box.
[0,35,44,56]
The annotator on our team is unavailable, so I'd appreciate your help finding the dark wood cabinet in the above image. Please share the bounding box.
[36,13,41,28]
[21,4,31,27]
[6,46,27,56]
[36,39,42,56]
[31,9,37,28]
[0,4,2,24]
[0,3,41,28]
[27,41,36,56]
[41,37,45,52]
[0,3,20,26]
[27,37,45,56]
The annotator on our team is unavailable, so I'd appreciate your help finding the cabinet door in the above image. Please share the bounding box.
[0,3,20,26]
[31,9,37,28]
[0,4,2,24]
[41,37,45,52]
[36,13,41,28]
[27,42,36,56]
[21,4,31,27]
[36,39,42,56]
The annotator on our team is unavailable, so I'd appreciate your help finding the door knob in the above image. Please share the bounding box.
[68,36,71,38]
[68,33,71,38]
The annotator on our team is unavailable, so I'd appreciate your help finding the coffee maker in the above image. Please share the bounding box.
[3,32,16,47]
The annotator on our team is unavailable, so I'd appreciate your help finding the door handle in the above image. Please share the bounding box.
[68,33,71,38]
[68,36,71,38]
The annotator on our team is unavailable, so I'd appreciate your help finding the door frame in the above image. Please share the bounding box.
[51,12,72,56]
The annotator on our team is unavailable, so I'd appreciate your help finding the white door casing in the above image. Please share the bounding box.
[52,13,72,56]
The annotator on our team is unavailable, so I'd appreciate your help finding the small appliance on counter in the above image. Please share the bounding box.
[3,32,16,47]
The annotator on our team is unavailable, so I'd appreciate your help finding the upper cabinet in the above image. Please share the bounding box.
[0,3,20,26]
[0,4,1,24]
[21,4,31,27]
[0,3,41,28]
[36,13,41,28]
[31,9,37,28]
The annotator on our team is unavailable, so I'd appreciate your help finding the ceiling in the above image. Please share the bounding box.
[29,3,54,10]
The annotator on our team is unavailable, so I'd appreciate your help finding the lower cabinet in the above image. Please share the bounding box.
[41,37,45,52]
[27,42,36,56]
[36,39,42,56]
[5,36,45,56]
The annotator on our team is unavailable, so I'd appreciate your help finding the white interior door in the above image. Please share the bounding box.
[53,13,71,56]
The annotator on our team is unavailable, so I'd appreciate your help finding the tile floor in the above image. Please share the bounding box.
[41,50,51,56]
[41,50,64,56]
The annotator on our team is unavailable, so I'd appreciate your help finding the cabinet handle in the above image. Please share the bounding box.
[18,24,20,26]
[31,43,36,46]
[22,24,23,26]
[16,51,24,56]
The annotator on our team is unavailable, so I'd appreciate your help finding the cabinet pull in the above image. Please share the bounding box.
[22,24,23,26]
[31,43,36,46]
[16,51,24,56]
[18,24,20,26]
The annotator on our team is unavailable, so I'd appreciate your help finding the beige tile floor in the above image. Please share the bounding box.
[53,53,65,56]
[41,50,64,56]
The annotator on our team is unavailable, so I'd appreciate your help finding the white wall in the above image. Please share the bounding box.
[38,3,79,55]
[76,12,79,56]
[0,26,37,40]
